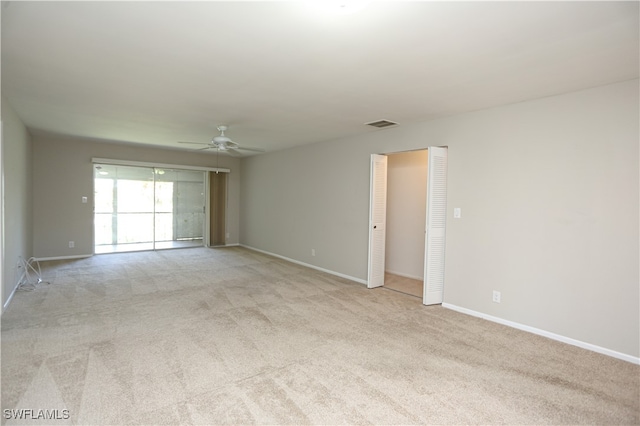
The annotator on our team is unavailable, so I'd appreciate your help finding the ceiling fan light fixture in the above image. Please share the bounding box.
[178,124,265,156]
[213,136,231,143]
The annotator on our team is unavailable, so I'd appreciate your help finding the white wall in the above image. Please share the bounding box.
[32,136,241,258]
[385,150,428,280]
[240,80,639,358]
[1,97,33,310]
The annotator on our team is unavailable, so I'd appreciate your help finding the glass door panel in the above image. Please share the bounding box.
[94,164,205,253]
[94,177,114,246]
[116,178,154,244]
[175,170,205,241]
[154,168,205,250]
[154,169,175,243]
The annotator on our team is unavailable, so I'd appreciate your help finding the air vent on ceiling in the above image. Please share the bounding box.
[365,119,398,128]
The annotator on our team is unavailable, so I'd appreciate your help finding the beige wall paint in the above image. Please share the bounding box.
[385,150,428,280]
[32,136,241,258]
[1,97,33,309]
[240,80,639,358]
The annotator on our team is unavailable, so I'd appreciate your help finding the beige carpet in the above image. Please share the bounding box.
[1,247,638,425]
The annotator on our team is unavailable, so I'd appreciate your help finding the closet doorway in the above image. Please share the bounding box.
[384,149,428,298]
[367,147,448,305]
[209,171,227,246]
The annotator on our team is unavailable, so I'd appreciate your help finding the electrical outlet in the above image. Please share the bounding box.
[311,249,316,256]
[68,241,75,248]
[226,233,230,238]
[492,290,501,303]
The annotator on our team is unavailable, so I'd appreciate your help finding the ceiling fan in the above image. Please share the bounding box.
[178,125,265,156]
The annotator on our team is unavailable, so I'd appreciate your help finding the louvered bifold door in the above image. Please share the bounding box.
[368,154,387,288]
[423,147,448,305]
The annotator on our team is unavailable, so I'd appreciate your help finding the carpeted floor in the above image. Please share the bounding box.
[1,247,638,425]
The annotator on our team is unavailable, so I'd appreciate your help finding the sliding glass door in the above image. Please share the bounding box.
[94,164,205,253]
[154,169,205,249]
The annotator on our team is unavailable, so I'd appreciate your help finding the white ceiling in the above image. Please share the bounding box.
[2,1,638,155]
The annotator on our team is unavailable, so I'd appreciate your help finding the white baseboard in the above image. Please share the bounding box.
[35,254,93,262]
[385,269,423,281]
[240,245,367,285]
[442,303,640,365]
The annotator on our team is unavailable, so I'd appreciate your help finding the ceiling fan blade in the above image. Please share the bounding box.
[224,148,243,157]
[235,146,266,152]
[178,141,209,145]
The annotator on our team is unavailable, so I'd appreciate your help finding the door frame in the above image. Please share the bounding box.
[366,147,449,305]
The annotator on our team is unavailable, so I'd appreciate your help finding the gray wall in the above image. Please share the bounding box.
[240,80,639,358]
[32,136,241,258]
[1,97,33,310]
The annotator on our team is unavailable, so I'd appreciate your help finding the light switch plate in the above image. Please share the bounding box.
[454,208,461,218]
